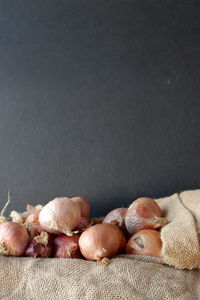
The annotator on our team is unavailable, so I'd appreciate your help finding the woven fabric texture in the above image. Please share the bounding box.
[0,189,200,300]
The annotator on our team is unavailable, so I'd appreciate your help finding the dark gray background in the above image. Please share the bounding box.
[0,0,199,217]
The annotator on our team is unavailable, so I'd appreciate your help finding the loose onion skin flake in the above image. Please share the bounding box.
[10,211,24,224]
[0,222,29,256]
[53,234,82,258]
[25,204,42,224]
[39,197,82,236]
[78,223,126,264]
[126,229,162,257]
[125,197,168,235]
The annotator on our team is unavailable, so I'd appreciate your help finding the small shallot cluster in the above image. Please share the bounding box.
[0,195,168,263]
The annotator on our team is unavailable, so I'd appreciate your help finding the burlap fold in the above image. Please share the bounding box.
[156,189,200,269]
[0,189,200,300]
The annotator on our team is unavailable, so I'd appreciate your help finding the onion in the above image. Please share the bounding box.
[126,229,162,257]
[125,197,168,235]
[39,197,81,236]
[103,207,127,232]
[25,232,52,258]
[53,234,81,258]
[71,197,90,219]
[79,223,126,264]
[0,222,29,256]
[25,240,52,258]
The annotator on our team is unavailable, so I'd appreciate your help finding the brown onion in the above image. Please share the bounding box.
[125,197,167,235]
[0,222,29,256]
[79,223,126,264]
[126,229,162,257]
[53,234,81,258]
[39,197,81,236]
[71,197,90,219]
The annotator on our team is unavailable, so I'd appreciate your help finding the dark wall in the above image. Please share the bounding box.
[0,0,199,217]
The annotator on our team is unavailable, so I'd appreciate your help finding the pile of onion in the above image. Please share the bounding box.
[0,193,168,263]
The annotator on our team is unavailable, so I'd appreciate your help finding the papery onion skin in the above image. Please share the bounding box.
[10,211,24,224]
[71,197,90,219]
[25,205,44,239]
[78,223,125,261]
[125,197,167,235]
[0,222,29,256]
[126,229,162,257]
[53,234,82,258]
[24,222,44,240]
[26,205,40,224]
[39,197,81,236]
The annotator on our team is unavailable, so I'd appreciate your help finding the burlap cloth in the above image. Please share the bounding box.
[1,189,200,300]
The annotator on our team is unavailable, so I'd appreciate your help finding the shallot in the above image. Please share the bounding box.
[0,222,29,256]
[39,197,81,236]
[126,229,162,257]
[125,197,167,234]
[25,232,52,258]
[103,207,127,232]
[78,223,126,264]
[53,234,81,258]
